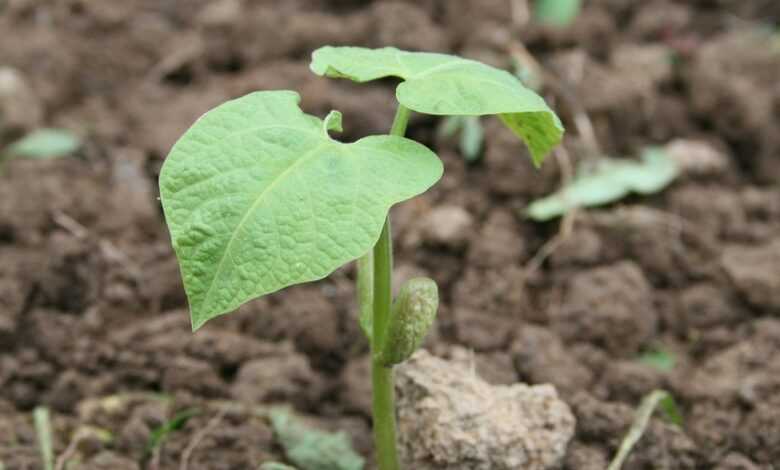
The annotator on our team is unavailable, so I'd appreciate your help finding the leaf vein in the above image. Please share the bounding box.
[201,141,330,312]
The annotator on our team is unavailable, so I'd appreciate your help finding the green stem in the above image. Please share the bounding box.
[389,104,411,137]
[33,407,54,470]
[356,251,373,339]
[372,220,398,470]
[371,103,410,470]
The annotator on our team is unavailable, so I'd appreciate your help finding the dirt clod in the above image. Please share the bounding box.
[665,139,731,178]
[722,239,780,312]
[395,350,575,470]
[512,325,593,398]
[553,261,658,356]
[737,401,780,464]
[231,350,325,410]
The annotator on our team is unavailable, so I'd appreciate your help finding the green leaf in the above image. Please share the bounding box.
[526,147,679,221]
[534,0,582,27]
[659,394,684,427]
[270,409,364,470]
[638,349,676,372]
[310,46,563,166]
[159,91,442,330]
[5,128,81,159]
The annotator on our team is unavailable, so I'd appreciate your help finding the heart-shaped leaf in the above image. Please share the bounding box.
[160,91,442,329]
[310,46,563,165]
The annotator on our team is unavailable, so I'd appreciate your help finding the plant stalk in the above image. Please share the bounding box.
[370,103,410,470]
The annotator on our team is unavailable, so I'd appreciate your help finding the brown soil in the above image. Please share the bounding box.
[1,1,780,469]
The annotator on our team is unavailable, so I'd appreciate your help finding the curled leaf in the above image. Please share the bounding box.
[378,277,439,366]
[310,46,563,165]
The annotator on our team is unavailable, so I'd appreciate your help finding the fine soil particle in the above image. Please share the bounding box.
[0,1,778,469]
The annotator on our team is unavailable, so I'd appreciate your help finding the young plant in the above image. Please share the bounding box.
[159,46,563,470]
[1,128,81,166]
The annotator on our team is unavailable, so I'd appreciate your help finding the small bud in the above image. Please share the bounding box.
[378,277,438,366]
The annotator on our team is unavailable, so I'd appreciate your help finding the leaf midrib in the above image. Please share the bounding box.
[198,140,331,315]
[406,57,473,80]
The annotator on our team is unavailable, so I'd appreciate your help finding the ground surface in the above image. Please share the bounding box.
[1,1,780,469]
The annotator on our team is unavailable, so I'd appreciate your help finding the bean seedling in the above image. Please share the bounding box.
[159,46,563,469]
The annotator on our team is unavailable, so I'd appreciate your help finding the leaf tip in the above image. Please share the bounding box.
[190,311,207,332]
[309,46,367,81]
[309,46,341,78]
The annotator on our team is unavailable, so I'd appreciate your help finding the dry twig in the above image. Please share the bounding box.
[179,407,228,470]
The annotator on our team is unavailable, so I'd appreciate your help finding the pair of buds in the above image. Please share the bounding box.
[376,278,439,367]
